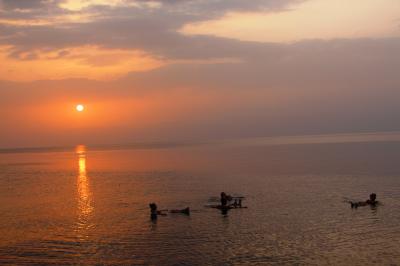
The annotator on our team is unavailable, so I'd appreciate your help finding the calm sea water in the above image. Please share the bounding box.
[1,140,400,265]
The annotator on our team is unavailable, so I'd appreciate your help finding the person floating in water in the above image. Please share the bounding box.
[205,193,247,213]
[350,193,379,208]
[220,192,228,207]
[220,192,234,205]
[149,203,167,219]
[150,203,190,219]
[220,192,231,215]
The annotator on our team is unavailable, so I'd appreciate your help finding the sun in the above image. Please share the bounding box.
[76,104,85,112]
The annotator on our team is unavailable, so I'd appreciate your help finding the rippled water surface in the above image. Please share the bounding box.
[1,142,400,265]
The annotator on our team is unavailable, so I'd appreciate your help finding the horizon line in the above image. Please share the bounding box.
[1,130,400,154]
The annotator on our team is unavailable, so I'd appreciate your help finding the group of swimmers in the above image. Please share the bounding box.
[150,192,379,219]
[149,192,247,219]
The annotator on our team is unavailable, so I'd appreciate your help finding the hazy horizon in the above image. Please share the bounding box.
[2,130,400,154]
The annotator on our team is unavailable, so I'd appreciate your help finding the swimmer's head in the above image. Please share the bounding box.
[149,203,157,211]
[370,193,377,201]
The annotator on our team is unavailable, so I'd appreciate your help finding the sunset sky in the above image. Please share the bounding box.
[0,0,399,148]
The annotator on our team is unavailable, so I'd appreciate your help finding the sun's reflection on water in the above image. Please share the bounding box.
[75,145,93,238]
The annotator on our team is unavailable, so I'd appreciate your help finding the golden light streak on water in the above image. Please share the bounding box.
[75,145,93,239]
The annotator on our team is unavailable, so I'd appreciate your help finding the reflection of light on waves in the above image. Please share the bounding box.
[76,145,93,238]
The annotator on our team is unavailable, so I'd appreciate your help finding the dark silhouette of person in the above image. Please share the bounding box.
[220,192,228,207]
[351,193,379,208]
[220,192,232,215]
[366,193,378,205]
[149,203,158,220]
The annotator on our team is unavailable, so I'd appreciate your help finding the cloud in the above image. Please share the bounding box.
[0,0,301,56]
[0,0,294,79]
[0,45,164,81]
[0,0,53,10]
[3,0,396,69]
[181,0,400,43]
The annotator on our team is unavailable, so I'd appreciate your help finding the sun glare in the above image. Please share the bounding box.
[76,104,85,112]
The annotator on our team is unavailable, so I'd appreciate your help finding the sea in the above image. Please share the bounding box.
[1,133,400,265]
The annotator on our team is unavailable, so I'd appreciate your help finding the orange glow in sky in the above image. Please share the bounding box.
[0,45,165,81]
[0,0,399,148]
